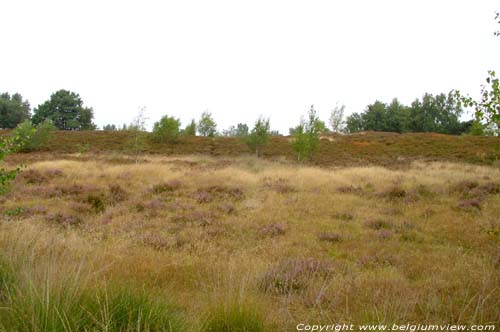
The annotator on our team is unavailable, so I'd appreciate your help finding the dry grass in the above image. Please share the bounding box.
[1,154,499,330]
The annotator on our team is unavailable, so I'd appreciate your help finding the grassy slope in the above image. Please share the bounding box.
[2,130,499,166]
[0,155,499,331]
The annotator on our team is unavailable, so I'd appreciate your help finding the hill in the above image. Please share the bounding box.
[2,130,499,166]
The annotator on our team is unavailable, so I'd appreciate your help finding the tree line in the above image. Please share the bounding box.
[2,87,497,137]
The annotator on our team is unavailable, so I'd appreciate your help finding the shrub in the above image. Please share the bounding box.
[86,194,106,213]
[0,138,21,195]
[11,119,54,152]
[152,115,181,143]
[262,177,296,194]
[259,223,287,237]
[45,213,82,227]
[259,258,333,294]
[365,219,391,230]
[382,186,406,200]
[151,179,182,194]
[457,199,482,210]
[291,105,323,161]
[108,184,128,203]
[318,233,342,242]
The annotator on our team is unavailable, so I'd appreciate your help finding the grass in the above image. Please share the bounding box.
[0,148,499,330]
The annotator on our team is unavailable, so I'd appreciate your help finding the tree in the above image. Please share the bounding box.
[246,117,270,157]
[385,98,410,133]
[152,115,181,143]
[345,113,364,133]
[291,105,322,161]
[103,124,117,131]
[455,71,500,136]
[346,94,466,134]
[223,123,249,137]
[0,92,31,129]
[32,90,96,130]
[183,119,197,136]
[197,111,217,137]
[125,107,149,163]
[329,103,345,133]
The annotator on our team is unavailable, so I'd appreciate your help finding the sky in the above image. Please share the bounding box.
[2,0,499,134]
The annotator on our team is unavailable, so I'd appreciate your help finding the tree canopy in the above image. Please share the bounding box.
[345,93,470,135]
[152,115,181,143]
[246,117,270,157]
[197,111,217,137]
[0,92,31,129]
[32,90,96,130]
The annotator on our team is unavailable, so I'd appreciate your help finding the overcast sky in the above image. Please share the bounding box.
[2,0,499,133]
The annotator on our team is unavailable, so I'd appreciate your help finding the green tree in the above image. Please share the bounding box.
[291,105,322,161]
[0,93,31,129]
[125,107,149,163]
[385,98,410,133]
[345,113,364,133]
[32,90,96,130]
[103,124,117,131]
[0,137,25,194]
[246,117,270,157]
[455,71,500,136]
[152,115,181,143]
[223,123,249,137]
[197,111,217,137]
[183,119,197,136]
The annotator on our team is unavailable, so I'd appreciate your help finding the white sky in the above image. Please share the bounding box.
[2,0,499,133]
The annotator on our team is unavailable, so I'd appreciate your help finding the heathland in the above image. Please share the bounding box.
[0,131,499,331]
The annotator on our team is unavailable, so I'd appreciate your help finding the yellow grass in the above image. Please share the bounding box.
[1,154,499,331]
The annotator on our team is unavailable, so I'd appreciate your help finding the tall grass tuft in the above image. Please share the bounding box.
[0,227,185,332]
[202,302,264,332]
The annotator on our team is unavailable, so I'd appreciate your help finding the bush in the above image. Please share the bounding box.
[152,115,181,143]
[0,138,21,195]
[259,258,333,294]
[11,119,54,152]
[291,105,322,161]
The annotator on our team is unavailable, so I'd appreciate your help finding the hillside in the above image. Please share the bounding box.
[2,130,500,166]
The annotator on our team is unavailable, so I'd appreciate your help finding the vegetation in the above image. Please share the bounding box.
[0,154,499,330]
[198,111,217,137]
[125,107,149,163]
[454,71,500,136]
[292,105,323,161]
[346,93,471,134]
[183,119,197,136]
[0,93,31,129]
[103,124,118,131]
[246,117,270,157]
[223,123,249,137]
[329,103,345,133]
[11,120,54,152]
[152,115,181,143]
[32,90,96,130]
[0,138,20,194]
